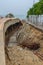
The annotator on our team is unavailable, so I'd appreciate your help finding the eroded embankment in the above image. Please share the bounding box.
[5,22,43,65]
[16,23,43,60]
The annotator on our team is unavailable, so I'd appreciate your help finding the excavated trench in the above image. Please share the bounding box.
[5,21,41,53]
[5,22,43,65]
[5,21,22,46]
[5,22,23,64]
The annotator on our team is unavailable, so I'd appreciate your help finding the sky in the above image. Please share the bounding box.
[0,0,39,19]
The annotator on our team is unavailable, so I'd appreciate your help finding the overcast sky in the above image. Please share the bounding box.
[0,0,39,17]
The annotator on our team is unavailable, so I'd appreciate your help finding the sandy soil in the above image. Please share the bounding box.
[6,45,43,65]
[5,22,43,65]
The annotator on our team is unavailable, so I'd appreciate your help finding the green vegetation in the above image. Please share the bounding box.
[5,13,14,18]
[27,0,43,18]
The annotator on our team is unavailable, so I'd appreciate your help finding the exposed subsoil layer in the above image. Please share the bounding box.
[5,22,43,65]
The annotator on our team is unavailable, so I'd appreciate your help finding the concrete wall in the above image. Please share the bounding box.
[4,19,20,33]
[28,15,43,26]
[0,29,6,65]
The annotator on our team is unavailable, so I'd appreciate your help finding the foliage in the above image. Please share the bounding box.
[40,0,43,2]
[5,13,14,18]
[27,0,43,18]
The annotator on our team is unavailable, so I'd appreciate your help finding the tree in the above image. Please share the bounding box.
[5,13,14,18]
[39,0,43,2]
[27,8,34,18]
[27,0,43,18]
